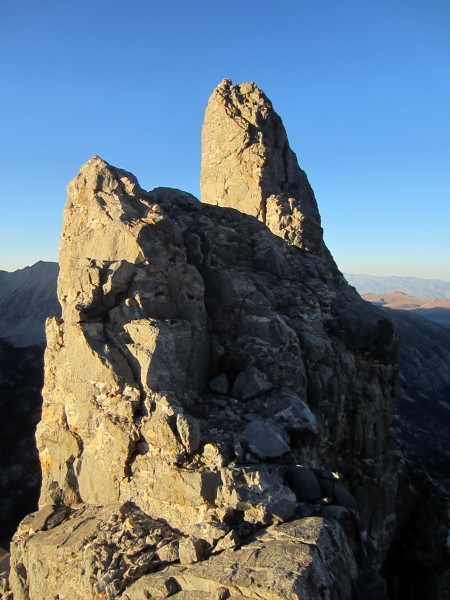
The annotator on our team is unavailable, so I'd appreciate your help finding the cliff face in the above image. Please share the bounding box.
[10,81,399,599]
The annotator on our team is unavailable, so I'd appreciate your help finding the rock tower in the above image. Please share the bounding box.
[9,81,399,599]
[201,78,326,256]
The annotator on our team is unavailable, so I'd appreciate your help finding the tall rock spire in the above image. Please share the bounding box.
[8,87,403,599]
[201,79,326,256]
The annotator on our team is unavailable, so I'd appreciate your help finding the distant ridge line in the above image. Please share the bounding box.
[344,273,450,300]
[345,272,450,284]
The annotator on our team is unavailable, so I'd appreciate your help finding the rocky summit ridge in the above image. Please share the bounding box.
[6,81,447,599]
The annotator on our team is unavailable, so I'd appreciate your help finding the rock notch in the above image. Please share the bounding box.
[8,83,401,599]
[201,78,326,256]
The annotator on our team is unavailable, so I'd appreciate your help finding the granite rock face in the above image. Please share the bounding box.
[9,82,401,599]
[10,506,359,600]
[201,79,327,257]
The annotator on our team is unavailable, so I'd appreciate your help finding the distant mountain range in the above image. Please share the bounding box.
[0,261,60,544]
[362,291,450,329]
[0,261,60,347]
[344,273,450,300]
[339,282,450,489]
[1,264,450,345]
[376,305,450,489]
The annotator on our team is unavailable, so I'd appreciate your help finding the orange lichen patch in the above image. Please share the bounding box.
[39,448,52,472]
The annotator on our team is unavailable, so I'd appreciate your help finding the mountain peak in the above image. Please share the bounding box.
[7,83,406,598]
[201,79,327,256]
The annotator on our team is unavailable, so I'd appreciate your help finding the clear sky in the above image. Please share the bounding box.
[1,0,449,279]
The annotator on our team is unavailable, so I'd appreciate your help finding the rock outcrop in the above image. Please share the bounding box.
[9,81,402,599]
[201,79,327,257]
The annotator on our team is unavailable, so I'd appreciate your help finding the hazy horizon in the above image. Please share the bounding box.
[1,1,449,279]
[2,260,450,287]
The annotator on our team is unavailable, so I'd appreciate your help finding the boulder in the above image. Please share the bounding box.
[240,420,290,459]
[231,365,273,400]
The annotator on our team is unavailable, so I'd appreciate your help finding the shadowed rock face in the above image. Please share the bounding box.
[9,83,402,599]
[0,341,43,548]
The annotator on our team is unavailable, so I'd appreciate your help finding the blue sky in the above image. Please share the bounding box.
[1,0,449,279]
